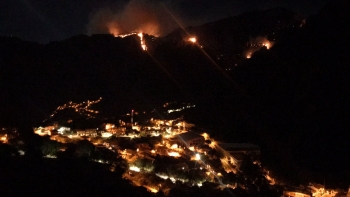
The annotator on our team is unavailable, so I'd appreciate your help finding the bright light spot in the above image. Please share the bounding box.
[246,53,252,59]
[147,187,158,193]
[189,147,195,151]
[188,37,197,43]
[263,42,270,49]
[152,132,160,136]
[168,152,180,157]
[201,133,209,140]
[105,123,115,130]
[170,144,178,149]
[101,132,113,138]
[0,135,7,142]
[151,150,156,154]
[195,153,200,160]
[156,174,177,182]
[129,166,140,172]
[197,183,202,187]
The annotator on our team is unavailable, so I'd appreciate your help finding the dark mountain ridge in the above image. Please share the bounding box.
[0,7,301,126]
[227,0,350,187]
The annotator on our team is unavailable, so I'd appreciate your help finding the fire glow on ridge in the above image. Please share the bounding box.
[138,32,147,51]
[245,37,274,59]
[113,32,147,51]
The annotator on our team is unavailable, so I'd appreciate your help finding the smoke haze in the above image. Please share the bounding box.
[87,0,181,36]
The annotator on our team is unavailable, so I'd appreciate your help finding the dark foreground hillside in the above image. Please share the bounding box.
[0,157,154,197]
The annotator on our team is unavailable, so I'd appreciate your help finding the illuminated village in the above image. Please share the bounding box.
[1,99,348,197]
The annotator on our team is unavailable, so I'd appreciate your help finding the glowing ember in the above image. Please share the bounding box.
[262,42,271,49]
[188,37,197,43]
[246,53,252,59]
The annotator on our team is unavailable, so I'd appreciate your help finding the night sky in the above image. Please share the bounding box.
[1,0,329,43]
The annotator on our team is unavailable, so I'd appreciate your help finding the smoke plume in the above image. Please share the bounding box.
[87,0,180,36]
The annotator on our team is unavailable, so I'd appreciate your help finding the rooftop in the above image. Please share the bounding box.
[217,143,260,151]
[175,132,203,142]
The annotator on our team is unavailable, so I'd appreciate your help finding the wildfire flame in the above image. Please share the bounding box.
[245,37,274,59]
[138,33,147,51]
[262,42,271,49]
[246,52,252,59]
[113,32,147,51]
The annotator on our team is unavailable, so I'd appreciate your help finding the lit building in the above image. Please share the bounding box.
[104,123,115,130]
[57,127,70,134]
[308,183,339,197]
[76,129,98,137]
[175,121,195,131]
[34,127,52,136]
[214,143,260,167]
[132,125,141,132]
[101,123,119,134]
[174,132,204,148]
[101,132,113,138]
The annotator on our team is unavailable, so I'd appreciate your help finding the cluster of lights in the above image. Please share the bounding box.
[47,97,102,120]
[167,105,195,113]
